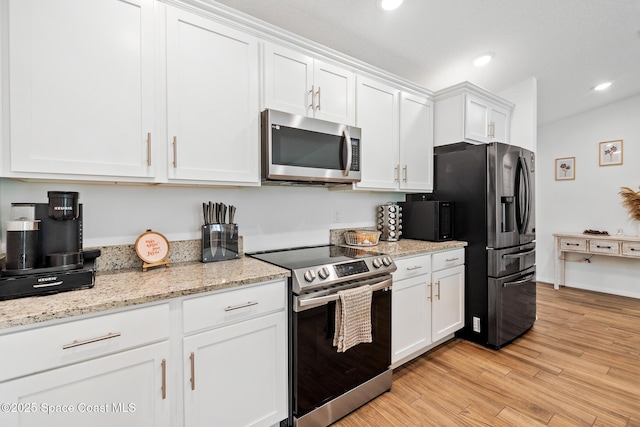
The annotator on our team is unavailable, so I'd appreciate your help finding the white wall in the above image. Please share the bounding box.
[0,180,403,253]
[499,77,538,153]
[537,93,640,297]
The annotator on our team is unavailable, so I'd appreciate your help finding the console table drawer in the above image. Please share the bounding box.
[589,239,619,255]
[622,242,640,258]
[559,238,587,251]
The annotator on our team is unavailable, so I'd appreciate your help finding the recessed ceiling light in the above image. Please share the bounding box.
[377,0,403,11]
[472,52,494,67]
[593,81,612,91]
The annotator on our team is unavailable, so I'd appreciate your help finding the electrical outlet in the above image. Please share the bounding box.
[333,209,341,223]
[473,316,481,333]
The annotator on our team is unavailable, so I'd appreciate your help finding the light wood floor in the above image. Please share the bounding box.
[334,283,640,426]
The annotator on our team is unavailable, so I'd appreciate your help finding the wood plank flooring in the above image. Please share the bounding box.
[334,283,640,426]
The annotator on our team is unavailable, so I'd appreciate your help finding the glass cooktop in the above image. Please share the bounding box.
[248,244,384,270]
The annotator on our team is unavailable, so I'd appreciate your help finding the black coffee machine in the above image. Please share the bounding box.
[1,191,99,300]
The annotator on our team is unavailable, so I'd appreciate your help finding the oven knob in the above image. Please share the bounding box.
[318,267,330,280]
[304,270,316,282]
[382,256,393,266]
[372,258,382,269]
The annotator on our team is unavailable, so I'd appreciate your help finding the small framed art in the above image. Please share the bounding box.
[555,157,575,180]
[599,140,623,166]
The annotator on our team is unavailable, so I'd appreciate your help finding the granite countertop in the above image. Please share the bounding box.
[0,256,289,330]
[0,238,466,331]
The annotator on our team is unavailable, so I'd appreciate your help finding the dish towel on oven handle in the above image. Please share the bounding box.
[333,284,373,353]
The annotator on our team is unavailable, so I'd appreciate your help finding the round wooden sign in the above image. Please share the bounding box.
[135,229,170,264]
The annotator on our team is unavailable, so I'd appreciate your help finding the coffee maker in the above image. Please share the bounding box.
[1,191,99,300]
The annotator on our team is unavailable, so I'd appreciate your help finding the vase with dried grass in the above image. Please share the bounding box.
[619,186,640,236]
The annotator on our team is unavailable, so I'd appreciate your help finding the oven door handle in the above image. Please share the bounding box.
[298,277,392,307]
[502,273,535,287]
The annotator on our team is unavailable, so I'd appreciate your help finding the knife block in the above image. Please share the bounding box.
[201,224,239,263]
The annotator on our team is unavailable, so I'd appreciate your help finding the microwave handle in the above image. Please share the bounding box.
[343,129,352,176]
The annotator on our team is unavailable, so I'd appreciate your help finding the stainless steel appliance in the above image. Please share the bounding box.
[432,142,536,348]
[376,202,402,241]
[261,109,361,184]
[399,199,455,242]
[248,245,396,427]
[1,192,99,300]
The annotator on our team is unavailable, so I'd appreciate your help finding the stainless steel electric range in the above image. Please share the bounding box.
[249,244,396,427]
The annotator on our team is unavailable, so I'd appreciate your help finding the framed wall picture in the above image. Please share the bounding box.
[555,157,575,180]
[599,140,623,166]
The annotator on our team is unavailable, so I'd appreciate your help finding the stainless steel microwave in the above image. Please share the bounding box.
[261,109,362,184]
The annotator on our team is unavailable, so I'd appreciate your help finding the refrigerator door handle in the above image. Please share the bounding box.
[502,273,535,287]
[515,156,531,234]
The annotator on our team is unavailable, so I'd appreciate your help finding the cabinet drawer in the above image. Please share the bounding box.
[432,248,465,271]
[589,239,619,255]
[183,279,286,334]
[393,254,431,281]
[622,242,640,258]
[0,303,170,382]
[559,238,587,252]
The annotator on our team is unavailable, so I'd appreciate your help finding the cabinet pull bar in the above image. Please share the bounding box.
[147,132,152,166]
[161,359,167,399]
[189,352,195,391]
[445,257,459,262]
[394,165,400,182]
[225,301,258,311]
[309,85,315,110]
[596,245,611,249]
[406,265,423,270]
[62,332,121,350]
[402,165,407,182]
[428,282,432,301]
[316,86,321,111]
[436,281,441,300]
[565,243,580,246]
[172,136,178,168]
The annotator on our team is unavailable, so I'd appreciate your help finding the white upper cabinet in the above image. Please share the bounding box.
[353,76,399,191]
[355,76,433,192]
[263,43,356,125]
[165,6,260,185]
[7,0,155,180]
[399,92,434,192]
[434,81,514,146]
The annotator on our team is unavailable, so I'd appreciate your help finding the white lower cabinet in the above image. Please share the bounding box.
[0,279,288,427]
[391,248,465,367]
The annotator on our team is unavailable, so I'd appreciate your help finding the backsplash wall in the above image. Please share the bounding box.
[0,179,403,253]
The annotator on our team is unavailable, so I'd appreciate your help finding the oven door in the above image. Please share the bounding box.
[292,278,391,419]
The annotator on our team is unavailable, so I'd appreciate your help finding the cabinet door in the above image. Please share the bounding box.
[183,311,287,427]
[464,95,490,143]
[391,275,431,364]
[166,6,260,185]
[490,105,510,143]
[0,342,170,427]
[432,265,465,341]
[263,43,314,117]
[399,92,434,192]
[312,60,356,126]
[8,0,155,179]
[354,76,399,191]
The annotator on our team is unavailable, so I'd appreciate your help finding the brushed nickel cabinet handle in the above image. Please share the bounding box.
[147,132,152,166]
[427,283,432,301]
[161,359,167,399]
[189,352,195,391]
[445,257,460,262]
[394,165,400,182]
[406,265,423,270]
[436,280,441,300]
[62,332,121,350]
[316,86,321,111]
[172,136,178,168]
[225,301,258,311]
[402,165,407,182]
[309,85,315,110]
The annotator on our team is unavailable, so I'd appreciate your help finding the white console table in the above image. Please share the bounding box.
[553,233,640,289]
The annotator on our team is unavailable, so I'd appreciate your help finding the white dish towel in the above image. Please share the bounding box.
[333,284,373,353]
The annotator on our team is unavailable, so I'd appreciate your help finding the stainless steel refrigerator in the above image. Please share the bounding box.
[431,142,536,348]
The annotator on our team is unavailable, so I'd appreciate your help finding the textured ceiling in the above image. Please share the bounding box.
[213,0,640,126]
